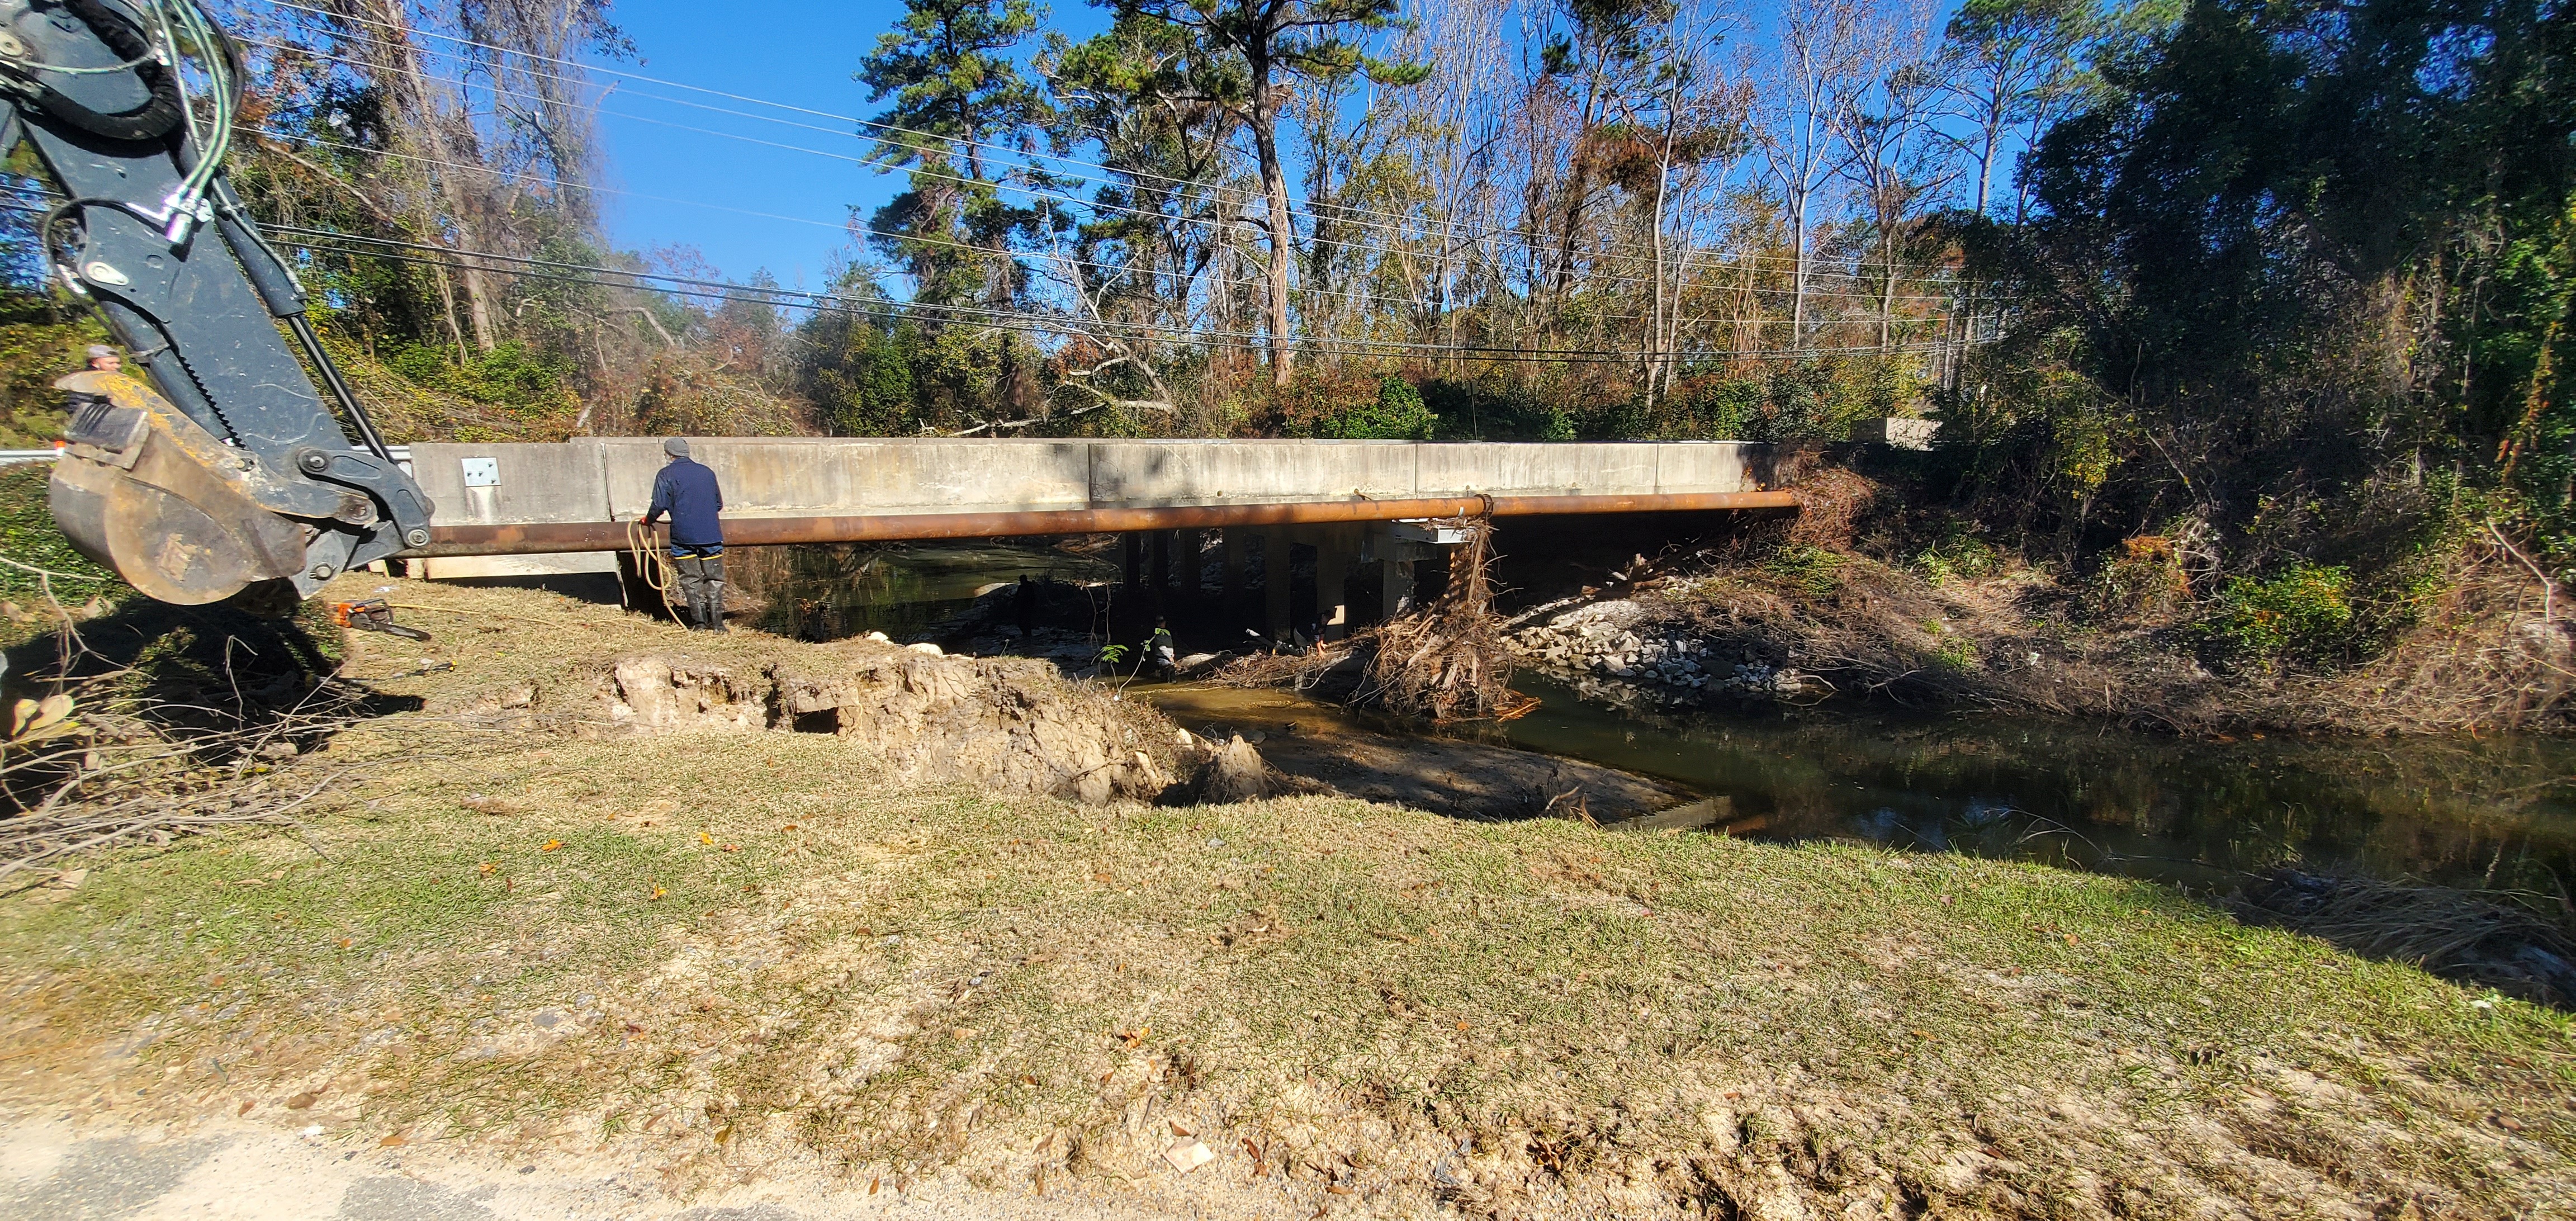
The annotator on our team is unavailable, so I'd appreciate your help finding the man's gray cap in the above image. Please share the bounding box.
[84,345,114,361]
[664,437,690,457]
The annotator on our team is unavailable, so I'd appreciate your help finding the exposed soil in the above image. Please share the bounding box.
[351,574,1703,826]
[357,605,1192,806]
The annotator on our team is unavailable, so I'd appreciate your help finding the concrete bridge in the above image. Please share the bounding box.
[404,437,1796,639]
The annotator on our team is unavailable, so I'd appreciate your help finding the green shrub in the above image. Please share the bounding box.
[1760,544,1846,599]
[2194,563,2356,666]
[1417,380,1571,441]
[383,340,580,412]
[0,299,108,448]
[1313,376,1438,440]
[2086,534,2190,622]
[1663,378,1762,438]
[0,460,122,606]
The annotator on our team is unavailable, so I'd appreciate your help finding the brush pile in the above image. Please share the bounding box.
[0,662,390,885]
[1357,514,1518,720]
[1205,641,1348,692]
[0,586,422,887]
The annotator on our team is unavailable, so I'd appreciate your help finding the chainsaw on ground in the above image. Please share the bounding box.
[329,598,432,642]
[4,0,434,605]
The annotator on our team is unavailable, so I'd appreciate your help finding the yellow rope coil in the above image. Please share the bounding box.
[624,517,683,616]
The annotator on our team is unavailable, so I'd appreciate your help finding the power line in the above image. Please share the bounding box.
[267,223,1980,367]
[252,125,1981,326]
[0,169,1980,362]
[0,190,1981,372]
[240,0,1992,287]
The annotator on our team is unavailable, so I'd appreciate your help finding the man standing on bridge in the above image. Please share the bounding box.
[643,438,727,632]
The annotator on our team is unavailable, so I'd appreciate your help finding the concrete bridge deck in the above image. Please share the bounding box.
[410,437,1791,553]
[402,437,1797,640]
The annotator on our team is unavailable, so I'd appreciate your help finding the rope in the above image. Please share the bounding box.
[624,518,683,619]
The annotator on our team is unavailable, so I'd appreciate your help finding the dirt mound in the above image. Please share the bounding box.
[1191,733,1272,802]
[607,650,1188,804]
[326,580,1198,806]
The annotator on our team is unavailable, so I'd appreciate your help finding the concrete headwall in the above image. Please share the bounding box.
[405,437,1773,575]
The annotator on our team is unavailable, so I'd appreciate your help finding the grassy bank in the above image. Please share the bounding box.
[1,588,2570,1218]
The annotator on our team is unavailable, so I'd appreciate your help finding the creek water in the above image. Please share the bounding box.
[746,542,2576,898]
[1457,673,2576,895]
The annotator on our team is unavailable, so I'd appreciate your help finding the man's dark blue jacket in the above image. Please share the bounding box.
[646,457,725,548]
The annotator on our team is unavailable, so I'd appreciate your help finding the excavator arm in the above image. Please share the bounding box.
[3,0,434,604]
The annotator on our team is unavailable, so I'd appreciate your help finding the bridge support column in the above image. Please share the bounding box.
[1176,528,1204,602]
[1382,557,1414,620]
[1315,527,1352,642]
[1149,531,1171,602]
[1122,533,1142,591]
[1262,531,1290,643]
[1221,528,1246,615]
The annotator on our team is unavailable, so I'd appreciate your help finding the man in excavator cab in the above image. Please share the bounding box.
[62,345,121,415]
[11,0,437,608]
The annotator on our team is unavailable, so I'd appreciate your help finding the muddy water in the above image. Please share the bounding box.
[755,543,2576,896]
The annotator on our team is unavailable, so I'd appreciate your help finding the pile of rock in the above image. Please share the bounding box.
[1507,601,1815,705]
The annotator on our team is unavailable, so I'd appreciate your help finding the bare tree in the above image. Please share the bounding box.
[1751,0,1873,349]
[1830,0,1947,351]
[1627,0,1748,408]
[1935,0,2095,217]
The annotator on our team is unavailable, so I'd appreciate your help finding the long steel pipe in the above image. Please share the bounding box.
[416,490,1801,556]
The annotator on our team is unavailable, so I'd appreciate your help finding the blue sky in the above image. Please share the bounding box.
[587,0,1109,291]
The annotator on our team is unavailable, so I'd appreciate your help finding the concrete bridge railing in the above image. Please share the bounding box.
[414,436,1780,537]
[401,437,1794,636]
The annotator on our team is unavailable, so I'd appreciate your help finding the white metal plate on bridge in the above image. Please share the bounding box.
[459,456,499,488]
[1391,519,1474,545]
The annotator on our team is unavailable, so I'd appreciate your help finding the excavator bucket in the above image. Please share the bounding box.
[46,372,307,605]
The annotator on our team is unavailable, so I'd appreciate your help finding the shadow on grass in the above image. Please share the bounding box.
[2,594,424,804]
[2225,868,2576,1009]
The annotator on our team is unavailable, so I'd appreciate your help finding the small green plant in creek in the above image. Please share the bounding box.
[2194,562,2356,667]
[1760,545,1845,599]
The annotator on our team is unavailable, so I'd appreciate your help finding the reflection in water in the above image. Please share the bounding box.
[744,542,2576,895]
[1467,673,2576,894]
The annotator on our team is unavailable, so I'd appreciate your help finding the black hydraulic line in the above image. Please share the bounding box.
[285,313,392,462]
[205,182,399,465]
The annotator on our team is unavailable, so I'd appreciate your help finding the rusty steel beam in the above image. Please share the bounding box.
[414,490,1801,557]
